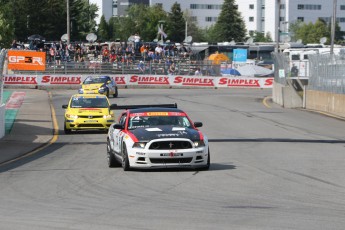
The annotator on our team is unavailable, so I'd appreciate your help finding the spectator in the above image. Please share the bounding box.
[134,33,141,53]
[138,60,146,74]
[102,46,110,63]
[195,68,202,76]
[11,40,18,49]
[168,61,176,75]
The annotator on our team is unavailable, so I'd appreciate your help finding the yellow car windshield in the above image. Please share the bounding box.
[71,97,109,108]
[84,77,108,84]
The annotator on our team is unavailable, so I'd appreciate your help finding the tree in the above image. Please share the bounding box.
[212,0,246,42]
[166,2,185,43]
[97,15,109,41]
[249,31,273,42]
[0,12,14,48]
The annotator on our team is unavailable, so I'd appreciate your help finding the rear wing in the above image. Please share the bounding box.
[109,103,177,110]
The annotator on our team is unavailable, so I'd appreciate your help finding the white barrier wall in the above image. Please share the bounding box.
[3,74,274,89]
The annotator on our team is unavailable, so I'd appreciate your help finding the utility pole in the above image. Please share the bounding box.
[330,0,337,54]
[276,0,281,52]
[67,0,70,45]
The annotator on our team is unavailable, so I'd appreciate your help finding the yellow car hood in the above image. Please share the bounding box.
[68,107,110,115]
[82,83,103,90]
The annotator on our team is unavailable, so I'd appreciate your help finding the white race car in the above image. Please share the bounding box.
[106,104,210,171]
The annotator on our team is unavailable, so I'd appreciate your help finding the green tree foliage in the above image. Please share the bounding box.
[249,31,273,42]
[0,0,98,42]
[293,19,329,44]
[166,3,185,42]
[0,1,14,48]
[97,15,109,41]
[212,0,246,43]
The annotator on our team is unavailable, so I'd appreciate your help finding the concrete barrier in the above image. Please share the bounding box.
[306,90,345,118]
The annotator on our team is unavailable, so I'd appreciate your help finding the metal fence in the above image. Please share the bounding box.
[0,49,6,104]
[9,59,222,77]
[308,54,345,94]
[0,49,7,139]
[272,52,345,95]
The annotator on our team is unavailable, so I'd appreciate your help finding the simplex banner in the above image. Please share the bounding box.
[3,74,273,88]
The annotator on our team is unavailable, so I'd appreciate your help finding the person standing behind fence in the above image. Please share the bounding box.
[134,33,141,53]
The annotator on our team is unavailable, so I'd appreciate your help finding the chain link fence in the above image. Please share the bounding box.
[308,54,345,94]
[0,49,7,104]
[0,49,8,138]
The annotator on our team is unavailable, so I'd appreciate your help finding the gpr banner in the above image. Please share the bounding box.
[7,50,46,71]
[3,74,273,88]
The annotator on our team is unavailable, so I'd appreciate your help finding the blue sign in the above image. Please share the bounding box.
[233,49,247,62]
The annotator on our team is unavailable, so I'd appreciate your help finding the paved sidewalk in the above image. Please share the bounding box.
[0,89,53,165]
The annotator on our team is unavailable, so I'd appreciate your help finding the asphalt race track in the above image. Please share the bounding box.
[1,88,345,230]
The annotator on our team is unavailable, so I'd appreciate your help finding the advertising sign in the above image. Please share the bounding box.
[233,49,247,63]
[8,50,46,71]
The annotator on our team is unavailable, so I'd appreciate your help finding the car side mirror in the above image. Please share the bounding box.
[62,105,68,109]
[194,122,203,128]
[113,123,124,130]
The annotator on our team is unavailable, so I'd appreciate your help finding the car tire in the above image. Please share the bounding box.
[122,143,130,171]
[64,123,71,134]
[107,139,119,167]
[113,86,118,98]
[200,148,210,171]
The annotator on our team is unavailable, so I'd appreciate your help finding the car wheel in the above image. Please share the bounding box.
[200,148,210,171]
[113,86,118,98]
[107,139,119,167]
[64,123,71,134]
[122,143,130,171]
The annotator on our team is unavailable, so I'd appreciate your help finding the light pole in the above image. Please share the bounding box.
[276,0,281,52]
[67,0,70,45]
[330,0,337,54]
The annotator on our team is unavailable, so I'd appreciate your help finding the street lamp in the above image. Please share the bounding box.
[67,0,70,45]
[330,0,337,54]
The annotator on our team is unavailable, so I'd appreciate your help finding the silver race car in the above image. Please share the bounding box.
[107,104,210,171]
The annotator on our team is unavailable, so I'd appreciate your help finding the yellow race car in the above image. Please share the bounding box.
[62,94,115,134]
[78,76,118,98]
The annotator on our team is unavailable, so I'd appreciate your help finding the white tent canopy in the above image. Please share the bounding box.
[236,65,273,77]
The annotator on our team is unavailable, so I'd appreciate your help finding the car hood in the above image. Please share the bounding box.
[82,83,103,90]
[68,108,109,115]
[129,126,201,141]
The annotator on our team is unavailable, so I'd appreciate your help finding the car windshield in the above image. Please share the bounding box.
[83,77,108,84]
[71,97,109,108]
[128,114,192,130]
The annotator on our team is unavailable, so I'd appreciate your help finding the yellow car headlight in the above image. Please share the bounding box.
[66,114,78,119]
[103,114,113,119]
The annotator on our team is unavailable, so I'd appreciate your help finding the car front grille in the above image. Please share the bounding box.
[79,115,103,118]
[149,141,192,150]
[149,157,193,164]
[78,124,104,128]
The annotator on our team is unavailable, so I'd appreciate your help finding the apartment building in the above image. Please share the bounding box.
[92,0,345,42]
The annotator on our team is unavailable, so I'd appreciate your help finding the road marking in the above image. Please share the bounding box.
[263,96,272,108]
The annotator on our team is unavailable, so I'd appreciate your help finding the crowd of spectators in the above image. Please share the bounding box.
[9,38,216,75]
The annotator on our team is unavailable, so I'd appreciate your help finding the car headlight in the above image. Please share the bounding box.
[193,140,205,148]
[78,88,84,94]
[103,114,113,119]
[66,114,78,119]
[98,87,106,94]
[133,142,147,149]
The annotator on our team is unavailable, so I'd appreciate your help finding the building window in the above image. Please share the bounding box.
[190,16,197,22]
[205,17,217,22]
[190,4,222,10]
[297,4,321,10]
[280,17,285,22]
[249,4,254,9]
[340,18,345,23]
[297,17,304,22]
[280,4,285,9]
[341,5,345,10]
[249,17,254,22]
